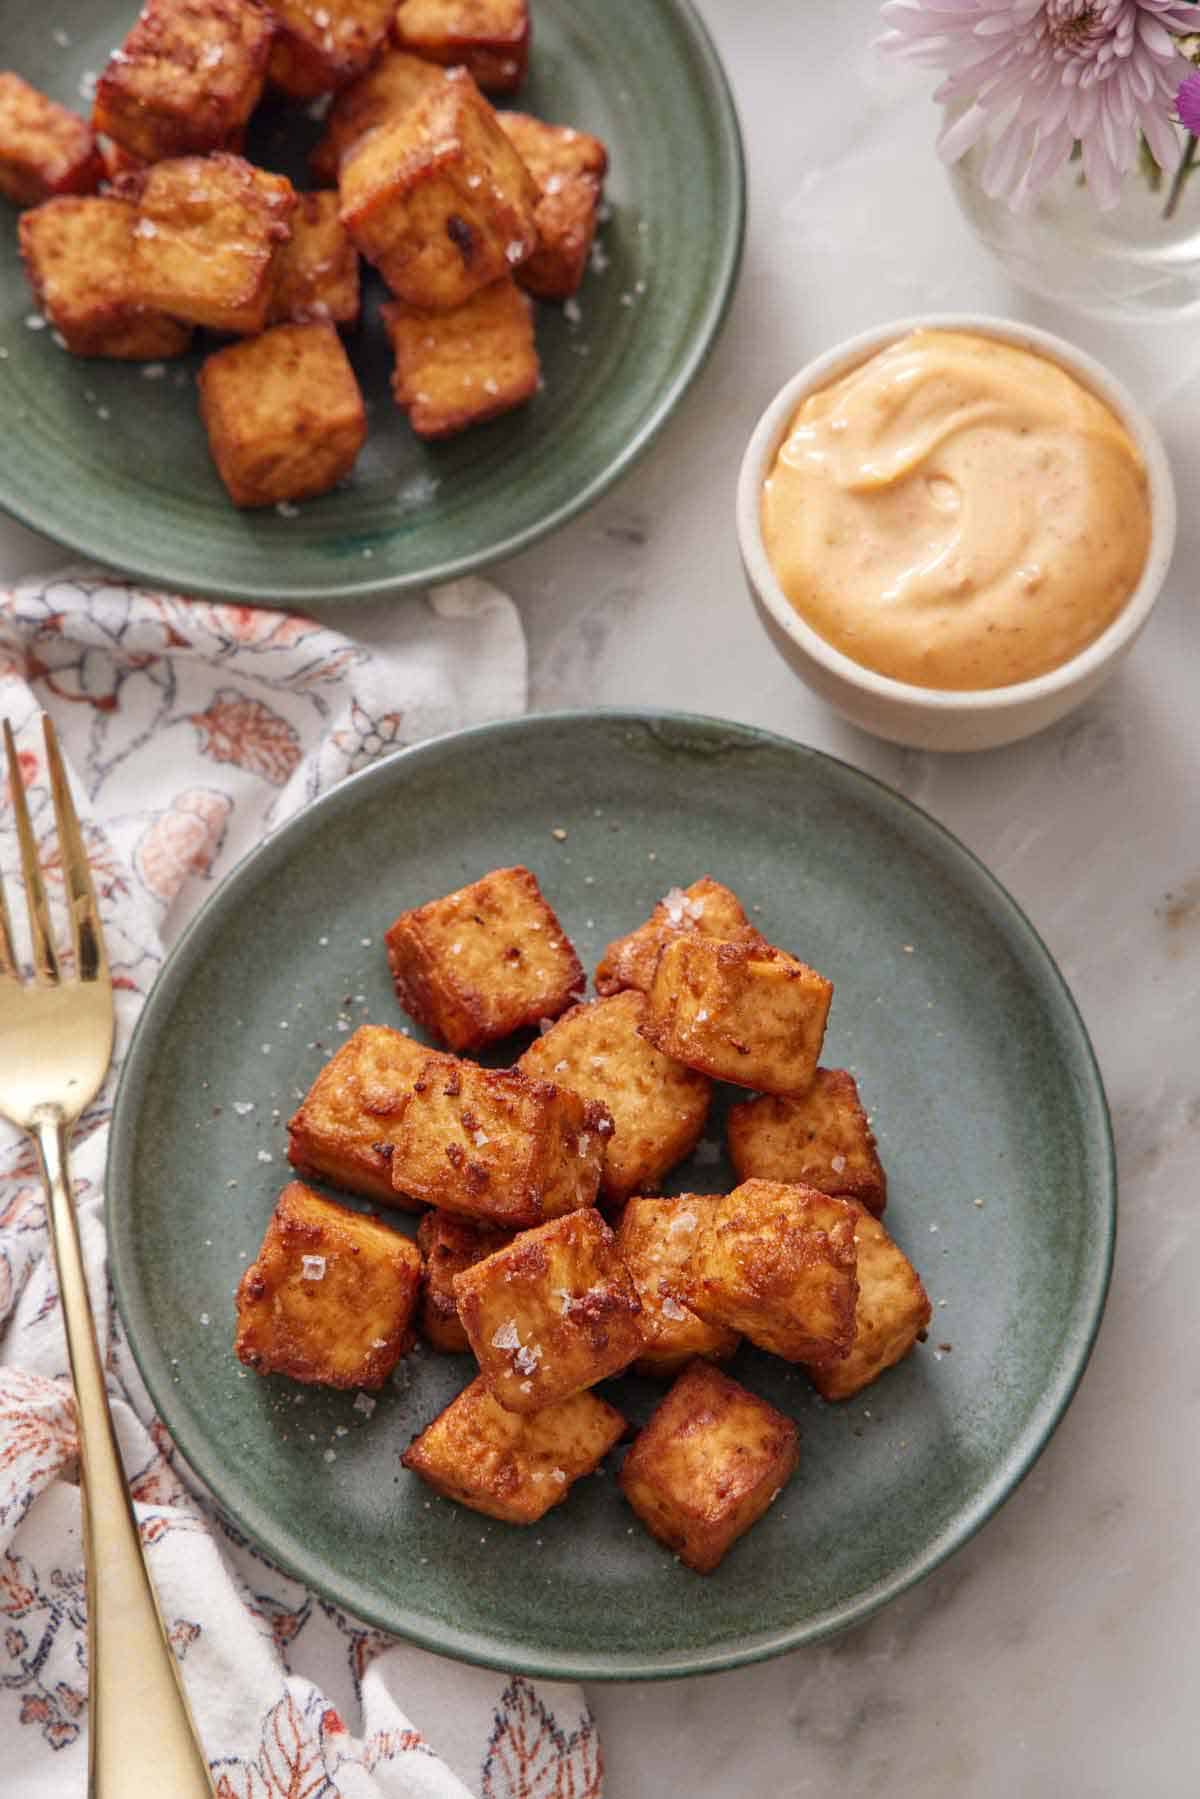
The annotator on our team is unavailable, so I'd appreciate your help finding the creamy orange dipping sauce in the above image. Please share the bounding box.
[760,329,1152,690]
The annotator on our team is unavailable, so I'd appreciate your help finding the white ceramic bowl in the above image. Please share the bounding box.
[736,314,1176,753]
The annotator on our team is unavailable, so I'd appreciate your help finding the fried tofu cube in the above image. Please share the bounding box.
[18,196,192,359]
[392,0,530,95]
[401,1374,624,1524]
[118,153,296,335]
[416,1208,514,1352]
[454,1208,643,1413]
[339,67,538,309]
[615,1196,739,1377]
[727,1068,887,1216]
[234,1180,421,1387]
[496,113,607,300]
[286,1023,447,1207]
[387,1058,611,1227]
[0,72,102,207]
[805,1205,931,1401]
[268,189,360,325]
[268,0,396,99]
[92,0,274,163]
[686,1179,859,1364]
[595,878,753,999]
[198,320,367,507]
[641,933,833,1097]
[518,992,711,1205]
[384,865,583,1051]
[619,1363,799,1573]
[309,47,448,184]
[381,277,538,439]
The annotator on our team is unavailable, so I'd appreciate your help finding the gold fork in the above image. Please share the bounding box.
[1,716,215,1798]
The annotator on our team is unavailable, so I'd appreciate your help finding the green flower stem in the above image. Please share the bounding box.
[1165,132,1199,220]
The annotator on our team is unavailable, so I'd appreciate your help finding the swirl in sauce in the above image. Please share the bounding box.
[760,329,1152,690]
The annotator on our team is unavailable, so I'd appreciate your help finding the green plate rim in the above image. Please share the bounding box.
[0,0,745,606]
[107,710,1116,1680]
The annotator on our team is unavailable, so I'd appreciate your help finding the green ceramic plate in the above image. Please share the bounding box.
[108,713,1115,1679]
[0,2,742,605]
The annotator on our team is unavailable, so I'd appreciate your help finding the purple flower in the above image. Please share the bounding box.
[879,1,1197,209]
[1178,68,1200,134]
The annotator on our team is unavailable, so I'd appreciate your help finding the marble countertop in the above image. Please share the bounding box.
[3,3,1198,1792]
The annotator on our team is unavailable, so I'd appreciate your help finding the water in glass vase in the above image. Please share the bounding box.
[949,120,1200,321]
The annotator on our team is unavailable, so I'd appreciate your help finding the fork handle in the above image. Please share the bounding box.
[36,1117,216,1799]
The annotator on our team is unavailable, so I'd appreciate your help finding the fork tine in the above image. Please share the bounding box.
[42,714,108,985]
[3,718,59,984]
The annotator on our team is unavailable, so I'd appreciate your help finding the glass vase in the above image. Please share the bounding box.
[948,118,1200,320]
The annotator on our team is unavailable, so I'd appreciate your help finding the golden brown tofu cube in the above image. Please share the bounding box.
[641,933,833,1097]
[392,0,530,95]
[417,1207,514,1352]
[385,865,583,1051]
[286,1023,447,1208]
[615,1195,739,1377]
[727,1068,887,1216]
[381,277,538,439]
[686,1179,859,1364]
[198,321,367,508]
[386,1058,612,1228]
[339,67,538,309]
[518,992,711,1206]
[268,189,360,326]
[234,1180,421,1387]
[805,1205,931,1401]
[269,0,396,99]
[619,1362,799,1573]
[0,72,102,207]
[454,1208,644,1413]
[595,878,753,999]
[18,196,193,360]
[118,152,296,335]
[92,0,275,163]
[402,1374,624,1524]
[496,112,607,300]
[309,47,448,184]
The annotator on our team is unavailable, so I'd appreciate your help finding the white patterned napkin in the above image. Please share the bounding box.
[0,571,602,1799]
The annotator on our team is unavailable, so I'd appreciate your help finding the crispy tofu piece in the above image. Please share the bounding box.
[234,1181,421,1387]
[0,72,102,207]
[392,0,530,95]
[198,320,367,507]
[641,932,833,1097]
[309,47,448,184]
[402,1374,624,1523]
[727,1069,887,1216]
[92,0,275,163]
[518,992,711,1206]
[595,878,753,999]
[619,1362,799,1573]
[686,1179,859,1364]
[268,0,396,99]
[454,1207,644,1413]
[381,277,538,439]
[417,1208,514,1351]
[615,1196,739,1376]
[496,112,607,300]
[18,196,193,360]
[339,67,538,310]
[118,152,296,335]
[805,1205,931,1401]
[268,188,360,325]
[286,1023,447,1207]
[385,865,583,1051]
[386,1057,612,1227]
